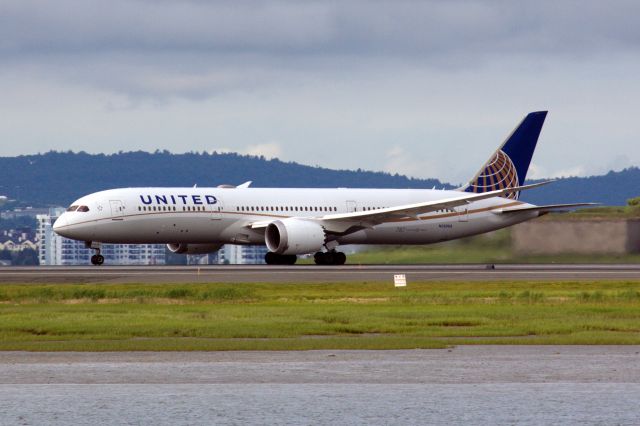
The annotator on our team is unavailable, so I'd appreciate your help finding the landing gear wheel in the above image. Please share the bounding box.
[314,251,346,265]
[265,252,298,265]
[265,252,277,265]
[90,254,104,265]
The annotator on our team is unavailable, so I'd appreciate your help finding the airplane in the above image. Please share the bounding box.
[53,111,593,266]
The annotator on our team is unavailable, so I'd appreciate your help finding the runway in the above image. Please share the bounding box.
[1,264,639,283]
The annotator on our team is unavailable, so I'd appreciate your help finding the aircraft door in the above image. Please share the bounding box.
[109,200,124,220]
[211,195,223,220]
[458,207,469,222]
[346,200,357,213]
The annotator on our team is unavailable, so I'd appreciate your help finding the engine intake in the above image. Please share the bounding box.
[166,243,222,255]
[265,218,325,255]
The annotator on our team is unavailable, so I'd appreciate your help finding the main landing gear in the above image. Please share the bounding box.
[314,251,346,265]
[264,252,297,265]
[86,241,104,266]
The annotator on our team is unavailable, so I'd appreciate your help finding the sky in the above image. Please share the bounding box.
[1,0,638,185]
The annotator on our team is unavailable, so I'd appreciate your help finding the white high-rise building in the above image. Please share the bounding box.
[37,208,268,265]
[36,207,166,265]
[186,245,268,265]
[218,245,268,264]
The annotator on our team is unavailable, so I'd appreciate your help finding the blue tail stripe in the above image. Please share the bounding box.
[501,111,547,185]
[463,111,547,198]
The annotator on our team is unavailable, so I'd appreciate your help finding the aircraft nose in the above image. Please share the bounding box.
[52,214,68,235]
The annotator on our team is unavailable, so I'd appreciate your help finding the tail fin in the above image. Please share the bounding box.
[460,111,547,200]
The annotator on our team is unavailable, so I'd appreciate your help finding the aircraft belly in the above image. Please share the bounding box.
[94,215,235,244]
[337,213,525,245]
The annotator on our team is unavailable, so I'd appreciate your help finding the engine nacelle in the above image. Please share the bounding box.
[166,243,223,255]
[265,218,325,255]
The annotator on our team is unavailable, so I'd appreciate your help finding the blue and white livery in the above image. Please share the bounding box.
[53,111,592,265]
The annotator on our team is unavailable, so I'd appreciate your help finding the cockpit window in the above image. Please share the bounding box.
[66,205,78,212]
[77,205,90,212]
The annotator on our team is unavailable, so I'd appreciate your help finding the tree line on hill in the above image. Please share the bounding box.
[0,151,637,207]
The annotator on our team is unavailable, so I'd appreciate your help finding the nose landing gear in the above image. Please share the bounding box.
[90,253,104,266]
[85,241,104,266]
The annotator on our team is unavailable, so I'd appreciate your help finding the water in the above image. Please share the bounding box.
[2,347,640,425]
[1,383,639,425]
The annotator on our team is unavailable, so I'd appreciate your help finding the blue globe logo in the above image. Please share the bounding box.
[468,150,519,199]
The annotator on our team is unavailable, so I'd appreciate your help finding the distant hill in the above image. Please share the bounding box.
[522,168,640,206]
[0,151,637,207]
[0,151,446,206]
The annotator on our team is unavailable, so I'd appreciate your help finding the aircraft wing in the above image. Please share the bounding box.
[248,181,552,232]
[317,181,551,225]
[495,202,599,214]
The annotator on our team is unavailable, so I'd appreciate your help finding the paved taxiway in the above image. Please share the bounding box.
[1,264,639,283]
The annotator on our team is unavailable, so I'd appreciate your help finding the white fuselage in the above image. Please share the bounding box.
[53,187,538,249]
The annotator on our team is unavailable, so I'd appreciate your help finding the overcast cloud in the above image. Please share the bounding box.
[1,0,638,183]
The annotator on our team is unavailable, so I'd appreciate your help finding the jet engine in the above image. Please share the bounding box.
[166,243,223,255]
[265,218,325,255]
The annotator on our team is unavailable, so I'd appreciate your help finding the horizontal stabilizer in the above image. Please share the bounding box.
[496,202,599,214]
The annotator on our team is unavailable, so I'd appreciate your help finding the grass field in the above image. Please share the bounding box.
[1,280,640,351]
[330,228,640,265]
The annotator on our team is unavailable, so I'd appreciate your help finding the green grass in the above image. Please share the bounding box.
[339,228,640,264]
[557,204,640,219]
[334,206,640,265]
[1,280,640,351]
[345,245,640,264]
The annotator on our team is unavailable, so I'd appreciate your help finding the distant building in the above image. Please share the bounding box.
[218,244,268,264]
[35,207,268,265]
[1,207,50,220]
[0,239,37,252]
[186,245,268,265]
[36,207,166,265]
[0,225,37,253]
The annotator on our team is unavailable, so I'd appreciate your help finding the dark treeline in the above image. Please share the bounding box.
[0,151,446,206]
[0,151,637,206]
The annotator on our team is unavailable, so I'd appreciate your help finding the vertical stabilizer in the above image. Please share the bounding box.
[460,111,547,199]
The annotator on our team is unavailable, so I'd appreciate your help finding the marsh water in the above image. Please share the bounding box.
[1,347,639,425]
